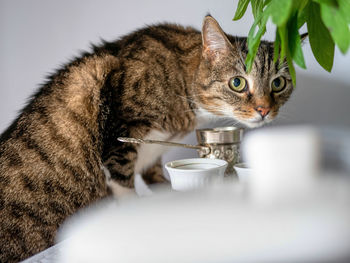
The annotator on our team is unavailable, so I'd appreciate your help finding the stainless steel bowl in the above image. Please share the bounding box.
[196,127,244,174]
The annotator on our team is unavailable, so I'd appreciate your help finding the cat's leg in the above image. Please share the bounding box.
[103,145,168,198]
[102,166,135,198]
[102,146,138,198]
[141,158,169,185]
[135,159,170,196]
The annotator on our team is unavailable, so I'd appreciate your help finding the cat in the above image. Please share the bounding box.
[0,15,296,262]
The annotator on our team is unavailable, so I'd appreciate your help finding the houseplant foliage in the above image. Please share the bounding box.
[233,0,350,84]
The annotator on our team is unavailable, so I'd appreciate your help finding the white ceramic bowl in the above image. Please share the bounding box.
[234,163,252,183]
[165,158,228,191]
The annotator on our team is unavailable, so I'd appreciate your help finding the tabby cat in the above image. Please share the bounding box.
[0,15,296,262]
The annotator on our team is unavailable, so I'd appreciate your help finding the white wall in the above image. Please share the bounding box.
[1,0,349,163]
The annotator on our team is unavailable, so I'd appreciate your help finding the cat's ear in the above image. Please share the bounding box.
[202,15,232,62]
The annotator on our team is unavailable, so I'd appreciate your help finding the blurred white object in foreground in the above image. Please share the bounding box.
[243,126,321,204]
[57,126,350,263]
[233,162,252,183]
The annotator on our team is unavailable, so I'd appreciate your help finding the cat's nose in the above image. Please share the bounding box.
[255,106,270,119]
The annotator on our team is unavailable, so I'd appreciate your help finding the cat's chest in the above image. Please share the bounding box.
[134,129,182,174]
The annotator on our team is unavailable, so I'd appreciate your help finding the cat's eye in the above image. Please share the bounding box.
[229,77,246,92]
[271,76,286,92]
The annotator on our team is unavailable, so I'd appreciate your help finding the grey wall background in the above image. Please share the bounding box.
[1,0,350,163]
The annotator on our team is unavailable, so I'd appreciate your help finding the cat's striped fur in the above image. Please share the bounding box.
[0,16,295,262]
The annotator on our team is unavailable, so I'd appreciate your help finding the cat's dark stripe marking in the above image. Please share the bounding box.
[265,52,271,77]
[43,178,55,194]
[0,197,5,210]
[26,208,50,226]
[21,135,54,166]
[207,79,222,88]
[119,146,137,154]
[196,82,211,90]
[58,160,84,182]
[107,169,133,181]
[39,229,54,247]
[111,157,130,166]
[7,227,28,257]
[21,173,37,192]
[7,150,23,167]
[9,201,28,218]
[270,91,277,104]
[267,52,272,73]
[55,183,70,197]
[260,52,266,78]
[247,92,253,101]
[49,201,67,216]
[46,124,75,153]
[67,110,92,132]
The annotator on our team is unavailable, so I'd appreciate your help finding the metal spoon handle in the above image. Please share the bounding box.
[117,137,210,154]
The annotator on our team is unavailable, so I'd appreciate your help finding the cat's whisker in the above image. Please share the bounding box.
[226,119,242,127]
[175,96,198,107]
[175,94,195,102]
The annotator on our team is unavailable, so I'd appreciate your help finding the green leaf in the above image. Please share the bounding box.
[286,49,296,85]
[246,26,266,71]
[311,0,334,4]
[251,0,264,20]
[245,9,270,72]
[298,0,309,10]
[270,0,293,26]
[233,0,250,20]
[273,28,281,63]
[288,12,306,68]
[320,2,350,54]
[338,0,350,23]
[278,25,288,61]
[264,0,272,7]
[306,1,335,72]
[297,3,308,28]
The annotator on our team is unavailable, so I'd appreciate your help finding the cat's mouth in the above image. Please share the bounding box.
[240,116,273,128]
